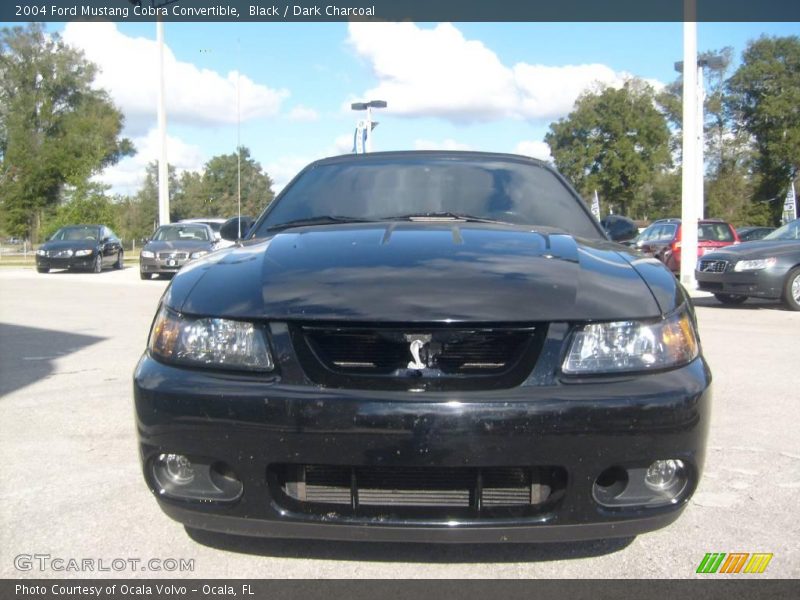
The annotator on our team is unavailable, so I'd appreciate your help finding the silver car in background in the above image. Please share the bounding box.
[139,223,216,280]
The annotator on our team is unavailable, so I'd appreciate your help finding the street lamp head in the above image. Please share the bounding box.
[351,100,387,111]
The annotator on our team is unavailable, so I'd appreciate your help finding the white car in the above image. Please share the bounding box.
[178,218,234,249]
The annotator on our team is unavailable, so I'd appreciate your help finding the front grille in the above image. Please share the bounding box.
[51,250,74,258]
[158,252,188,260]
[271,464,566,518]
[698,259,728,273]
[292,325,545,391]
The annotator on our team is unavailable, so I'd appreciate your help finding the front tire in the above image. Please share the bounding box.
[783,267,800,311]
[36,266,49,274]
[114,251,124,269]
[140,271,150,280]
[714,293,748,305]
[93,253,102,273]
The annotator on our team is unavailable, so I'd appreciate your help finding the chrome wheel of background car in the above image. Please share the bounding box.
[785,268,800,311]
[93,254,102,273]
[713,293,748,306]
[114,251,124,269]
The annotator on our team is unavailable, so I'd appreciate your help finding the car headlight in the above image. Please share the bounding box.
[149,306,273,372]
[189,250,208,259]
[36,249,47,256]
[733,257,776,271]
[74,249,93,257]
[140,250,155,259]
[563,307,699,375]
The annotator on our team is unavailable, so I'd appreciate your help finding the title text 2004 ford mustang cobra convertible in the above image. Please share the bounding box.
[134,152,711,543]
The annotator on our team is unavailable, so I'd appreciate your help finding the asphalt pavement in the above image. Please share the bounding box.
[0,266,798,578]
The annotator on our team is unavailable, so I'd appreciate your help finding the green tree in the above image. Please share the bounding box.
[201,147,275,218]
[0,24,133,241]
[727,36,800,223]
[545,80,671,218]
[42,183,117,240]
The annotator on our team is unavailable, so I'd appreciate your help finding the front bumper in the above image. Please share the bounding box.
[140,256,189,274]
[696,268,787,299]
[134,339,712,542]
[36,254,95,270]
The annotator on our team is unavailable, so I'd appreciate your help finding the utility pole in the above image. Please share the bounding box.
[157,20,170,226]
[679,14,699,289]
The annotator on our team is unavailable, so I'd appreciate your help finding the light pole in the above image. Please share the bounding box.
[675,54,725,221]
[351,100,387,153]
[678,20,699,289]
[156,20,170,226]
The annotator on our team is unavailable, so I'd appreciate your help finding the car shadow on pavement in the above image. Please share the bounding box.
[0,322,106,397]
[691,297,789,311]
[185,528,634,562]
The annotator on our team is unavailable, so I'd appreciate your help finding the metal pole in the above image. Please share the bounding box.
[679,14,699,289]
[156,20,170,226]
[365,105,373,153]
[696,65,705,220]
[236,39,242,239]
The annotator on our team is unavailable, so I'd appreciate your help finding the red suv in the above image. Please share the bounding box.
[635,218,740,272]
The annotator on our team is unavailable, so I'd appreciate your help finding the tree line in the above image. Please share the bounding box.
[546,37,800,225]
[2,24,798,244]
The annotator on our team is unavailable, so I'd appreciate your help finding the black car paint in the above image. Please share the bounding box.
[134,151,710,542]
[35,225,123,272]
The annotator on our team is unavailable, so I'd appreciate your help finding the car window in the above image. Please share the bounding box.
[764,220,800,240]
[152,225,211,242]
[52,226,100,241]
[698,223,734,242]
[253,156,604,239]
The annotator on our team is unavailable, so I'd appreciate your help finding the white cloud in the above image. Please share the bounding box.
[94,129,205,195]
[62,22,289,130]
[414,139,473,151]
[513,140,553,162]
[287,105,320,122]
[333,134,355,154]
[346,22,658,123]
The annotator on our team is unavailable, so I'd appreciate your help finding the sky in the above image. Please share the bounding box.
[40,20,800,196]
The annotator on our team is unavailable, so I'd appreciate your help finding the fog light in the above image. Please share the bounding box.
[645,459,684,490]
[159,453,195,485]
[151,455,243,502]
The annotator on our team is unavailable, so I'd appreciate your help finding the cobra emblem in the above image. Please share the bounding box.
[405,334,432,370]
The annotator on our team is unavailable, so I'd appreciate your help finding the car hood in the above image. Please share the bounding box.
[164,223,671,323]
[41,240,96,251]
[143,240,214,253]
[703,239,800,260]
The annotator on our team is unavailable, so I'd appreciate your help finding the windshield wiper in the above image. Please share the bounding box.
[265,215,374,232]
[386,212,512,225]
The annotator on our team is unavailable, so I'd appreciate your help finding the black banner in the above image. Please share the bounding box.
[4,580,800,600]
[2,0,800,23]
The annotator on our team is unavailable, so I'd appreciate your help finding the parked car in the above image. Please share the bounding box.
[139,223,216,280]
[696,219,800,310]
[600,214,638,244]
[134,151,710,543]
[35,225,123,274]
[635,218,739,272]
[736,225,775,242]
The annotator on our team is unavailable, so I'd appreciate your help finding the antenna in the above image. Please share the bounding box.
[236,38,242,240]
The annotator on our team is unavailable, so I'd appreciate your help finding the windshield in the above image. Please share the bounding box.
[698,223,735,242]
[252,156,603,239]
[763,220,800,240]
[51,226,100,241]
[152,225,211,242]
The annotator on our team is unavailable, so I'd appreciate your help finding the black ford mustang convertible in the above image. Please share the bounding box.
[134,152,711,542]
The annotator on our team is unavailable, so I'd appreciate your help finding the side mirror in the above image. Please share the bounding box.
[220,216,255,242]
[101,236,110,244]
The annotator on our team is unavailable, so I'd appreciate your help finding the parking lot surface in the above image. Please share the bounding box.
[1,266,798,578]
